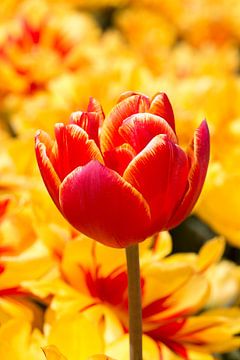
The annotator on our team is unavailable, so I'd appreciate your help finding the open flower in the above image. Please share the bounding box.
[34,233,240,359]
[35,91,209,248]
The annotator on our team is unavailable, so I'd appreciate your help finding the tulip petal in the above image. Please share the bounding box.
[87,96,105,124]
[119,113,177,153]
[104,143,136,175]
[117,91,145,103]
[167,120,210,229]
[60,161,151,248]
[70,112,100,146]
[150,93,176,132]
[54,123,103,181]
[70,98,104,146]
[35,131,61,208]
[124,135,189,232]
[36,129,55,157]
[100,94,150,153]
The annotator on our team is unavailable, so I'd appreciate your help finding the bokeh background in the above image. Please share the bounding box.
[0,0,240,359]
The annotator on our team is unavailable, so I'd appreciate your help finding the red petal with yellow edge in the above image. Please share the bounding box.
[117,91,147,103]
[36,129,55,158]
[70,98,104,146]
[119,113,177,153]
[150,93,176,132]
[59,161,151,248]
[167,120,210,229]
[87,97,105,122]
[70,112,100,146]
[124,135,189,232]
[35,133,60,208]
[104,143,136,175]
[54,123,103,181]
[100,94,150,153]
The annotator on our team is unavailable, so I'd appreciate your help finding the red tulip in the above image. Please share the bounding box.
[35,92,209,248]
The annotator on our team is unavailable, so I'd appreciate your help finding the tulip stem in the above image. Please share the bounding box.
[126,244,143,360]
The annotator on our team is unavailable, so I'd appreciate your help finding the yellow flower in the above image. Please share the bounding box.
[205,260,240,308]
[174,0,240,46]
[115,6,176,76]
[0,0,101,134]
[196,160,240,247]
[0,317,116,360]
[39,233,240,359]
[129,0,240,46]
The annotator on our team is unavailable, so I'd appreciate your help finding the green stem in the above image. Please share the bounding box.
[125,244,143,360]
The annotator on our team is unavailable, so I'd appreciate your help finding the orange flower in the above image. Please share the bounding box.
[35,92,209,248]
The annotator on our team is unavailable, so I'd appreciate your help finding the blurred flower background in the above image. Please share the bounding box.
[0,0,240,359]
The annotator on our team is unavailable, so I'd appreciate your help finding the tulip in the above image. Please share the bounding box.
[35,91,209,248]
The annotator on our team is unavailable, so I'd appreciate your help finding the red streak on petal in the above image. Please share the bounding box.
[142,297,169,318]
[0,246,13,255]
[0,198,10,220]
[163,339,188,359]
[0,263,5,274]
[86,269,128,306]
[0,287,29,296]
[147,319,187,339]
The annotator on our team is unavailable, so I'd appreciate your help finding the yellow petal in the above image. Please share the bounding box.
[43,345,67,360]
[139,231,172,265]
[146,275,210,322]
[83,304,124,344]
[106,334,160,360]
[48,313,104,360]
[0,241,54,290]
[197,237,225,272]
[0,319,45,360]
[142,263,193,307]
